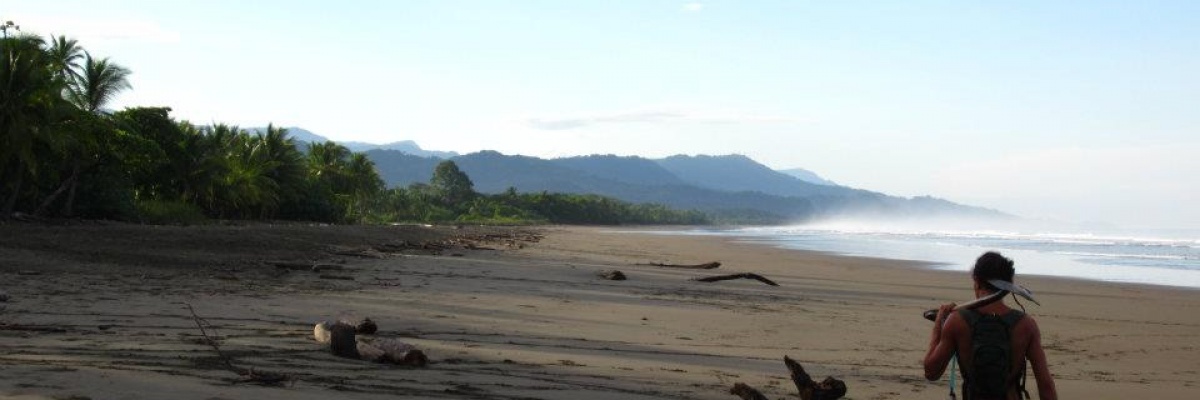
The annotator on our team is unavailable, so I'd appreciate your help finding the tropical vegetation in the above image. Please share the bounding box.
[0,27,708,225]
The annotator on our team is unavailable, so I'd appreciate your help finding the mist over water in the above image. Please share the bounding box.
[672,217,1200,289]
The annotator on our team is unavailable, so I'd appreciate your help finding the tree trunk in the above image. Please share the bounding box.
[63,162,81,216]
[35,169,79,217]
[3,172,23,214]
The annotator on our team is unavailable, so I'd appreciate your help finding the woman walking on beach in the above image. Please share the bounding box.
[923,252,1058,400]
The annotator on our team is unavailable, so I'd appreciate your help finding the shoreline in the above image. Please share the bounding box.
[625,225,1200,292]
[1,223,1198,399]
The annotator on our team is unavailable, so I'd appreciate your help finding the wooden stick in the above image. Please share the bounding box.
[693,273,779,286]
[643,261,722,269]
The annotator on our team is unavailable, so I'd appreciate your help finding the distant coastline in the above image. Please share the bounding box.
[630,225,1200,290]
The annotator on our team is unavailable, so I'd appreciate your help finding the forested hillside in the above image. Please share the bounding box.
[0,32,706,226]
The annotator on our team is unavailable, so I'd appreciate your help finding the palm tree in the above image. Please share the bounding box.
[38,51,132,215]
[46,35,83,83]
[344,152,384,220]
[253,125,305,218]
[66,53,130,113]
[0,34,68,213]
[306,141,351,182]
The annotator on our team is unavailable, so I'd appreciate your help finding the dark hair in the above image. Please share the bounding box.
[973,251,1015,292]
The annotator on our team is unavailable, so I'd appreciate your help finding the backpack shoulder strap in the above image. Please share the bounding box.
[1002,310,1029,399]
[958,308,981,326]
[1001,310,1025,328]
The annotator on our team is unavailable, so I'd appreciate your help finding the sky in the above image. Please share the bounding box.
[6,1,1199,229]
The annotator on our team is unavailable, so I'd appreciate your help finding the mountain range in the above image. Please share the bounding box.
[279,128,1009,223]
[248,127,459,159]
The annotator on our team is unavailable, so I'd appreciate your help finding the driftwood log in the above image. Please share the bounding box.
[730,356,846,400]
[313,321,427,367]
[598,270,627,281]
[643,261,722,269]
[693,273,779,286]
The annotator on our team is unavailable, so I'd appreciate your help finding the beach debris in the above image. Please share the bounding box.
[642,261,722,270]
[598,270,627,281]
[326,322,360,358]
[318,274,355,280]
[185,304,290,386]
[313,319,427,367]
[357,337,428,366]
[693,273,779,286]
[730,356,846,400]
[349,317,378,334]
[0,291,8,302]
[730,383,769,400]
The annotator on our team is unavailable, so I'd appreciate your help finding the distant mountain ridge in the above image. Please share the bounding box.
[247,127,459,159]
[254,127,1006,222]
[365,150,1009,223]
[777,168,838,186]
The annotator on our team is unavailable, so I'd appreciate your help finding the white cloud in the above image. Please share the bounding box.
[683,3,705,12]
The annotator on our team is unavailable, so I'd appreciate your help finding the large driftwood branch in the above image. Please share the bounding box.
[786,356,847,400]
[641,261,722,269]
[692,273,779,286]
[731,357,846,400]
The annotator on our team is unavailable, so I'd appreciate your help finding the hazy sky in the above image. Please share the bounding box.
[7,1,1198,229]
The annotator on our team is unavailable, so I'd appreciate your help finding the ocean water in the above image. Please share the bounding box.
[651,224,1200,289]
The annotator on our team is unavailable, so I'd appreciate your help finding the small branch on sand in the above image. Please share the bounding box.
[185,304,289,386]
[692,273,779,286]
[641,261,722,269]
[597,270,627,281]
[730,356,847,400]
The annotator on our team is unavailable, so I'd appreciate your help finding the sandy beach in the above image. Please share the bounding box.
[1,223,1197,399]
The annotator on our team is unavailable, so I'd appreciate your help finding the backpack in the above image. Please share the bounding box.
[958,309,1026,399]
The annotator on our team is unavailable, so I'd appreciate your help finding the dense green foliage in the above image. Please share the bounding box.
[1,30,708,225]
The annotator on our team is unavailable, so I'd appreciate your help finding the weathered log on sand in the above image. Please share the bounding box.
[346,317,377,334]
[357,338,428,366]
[646,261,721,269]
[314,321,360,358]
[730,383,769,400]
[730,357,846,400]
[598,270,627,281]
[785,356,847,400]
[314,320,427,366]
[693,273,779,286]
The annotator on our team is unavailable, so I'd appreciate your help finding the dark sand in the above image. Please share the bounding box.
[1,223,1196,399]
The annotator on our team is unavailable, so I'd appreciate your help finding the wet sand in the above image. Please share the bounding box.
[1,224,1197,399]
